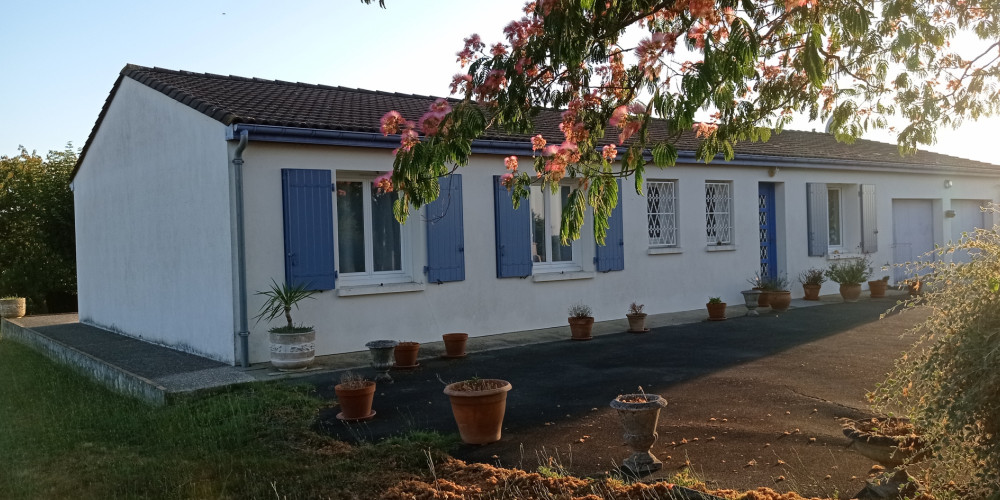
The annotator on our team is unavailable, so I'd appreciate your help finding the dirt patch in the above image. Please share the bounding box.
[381,457,833,499]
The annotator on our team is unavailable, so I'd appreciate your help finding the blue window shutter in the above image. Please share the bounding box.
[281,169,336,290]
[426,174,465,283]
[595,179,625,272]
[860,184,878,253]
[806,183,829,257]
[493,176,532,278]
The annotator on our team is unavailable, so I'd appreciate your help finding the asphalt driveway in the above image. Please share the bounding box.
[302,298,920,498]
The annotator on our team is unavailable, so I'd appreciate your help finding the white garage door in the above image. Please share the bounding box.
[892,199,935,282]
[950,199,988,264]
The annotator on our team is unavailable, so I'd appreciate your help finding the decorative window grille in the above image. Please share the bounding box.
[705,182,733,245]
[647,181,678,247]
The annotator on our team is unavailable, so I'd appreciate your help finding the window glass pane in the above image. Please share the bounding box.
[552,186,573,262]
[530,186,547,262]
[828,189,841,246]
[371,189,402,272]
[336,181,365,273]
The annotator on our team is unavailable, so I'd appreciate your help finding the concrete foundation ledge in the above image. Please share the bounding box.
[1,317,169,406]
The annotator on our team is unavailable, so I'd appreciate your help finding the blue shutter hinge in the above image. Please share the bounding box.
[593,257,598,264]
[423,265,429,275]
[333,270,339,278]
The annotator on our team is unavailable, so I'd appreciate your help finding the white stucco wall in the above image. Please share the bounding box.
[240,142,1000,362]
[73,78,237,363]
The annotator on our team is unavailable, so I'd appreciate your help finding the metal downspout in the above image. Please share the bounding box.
[232,129,250,367]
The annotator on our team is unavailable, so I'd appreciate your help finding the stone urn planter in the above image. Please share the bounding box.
[393,341,420,368]
[366,340,398,382]
[768,290,792,312]
[442,333,468,358]
[269,329,316,371]
[611,393,668,473]
[0,297,26,319]
[740,289,762,316]
[868,279,889,298]
[335,377,376,421]
[839,283,862,302]
[843,417,927,467]
[443,379,512,445]
[801,284,821,301]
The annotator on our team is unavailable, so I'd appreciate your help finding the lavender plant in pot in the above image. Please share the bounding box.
[253,279,318,371]
[825,258,871,302]
[626,302,648,333]
[568,302,594,340]
[797,268,826,301]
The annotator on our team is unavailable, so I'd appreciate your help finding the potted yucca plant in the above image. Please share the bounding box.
[253,279,318,370]
[626,302,648,333]
[825,258,872,302]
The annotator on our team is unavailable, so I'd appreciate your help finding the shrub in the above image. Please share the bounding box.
[797,268,826,286]
[824,257,871,285]
[871,206,1000,497]
[568,302,592,318]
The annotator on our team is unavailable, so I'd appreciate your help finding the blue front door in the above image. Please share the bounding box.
[758,183,777,280]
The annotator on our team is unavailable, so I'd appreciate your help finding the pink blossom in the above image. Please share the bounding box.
[542,144,560,157]
[531,134,546,151]
[491,43,507,57]
[374,172,393,193]
[450,74,474,94]
[500,172,515,187]
[380,110,405,136]
[601,144,618,161]
[692,122,719,138]
[418,112,443,136]
[504,156,519,171]
[429,98,452,115]
[399,128,419,153]
[618,121,641,144]
[628,102,646,114]
[609,105,628,127]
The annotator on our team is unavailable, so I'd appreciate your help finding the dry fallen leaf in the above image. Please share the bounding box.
[708,436,716,441]
[785,411,791,415]
[746,459,757,467]
[824,475,832,480]
[775,475,786,482]
[776,460,787,466]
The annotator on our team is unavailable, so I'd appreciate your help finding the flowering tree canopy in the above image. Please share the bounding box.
[366,0,1000,244]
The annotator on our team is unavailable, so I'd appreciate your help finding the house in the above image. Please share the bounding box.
[72,64,1000,366]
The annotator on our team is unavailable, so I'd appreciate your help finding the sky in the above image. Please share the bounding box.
[2,0,997,164]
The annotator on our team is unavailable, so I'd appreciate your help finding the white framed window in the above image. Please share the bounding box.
[335,174,410,285]
[827,187,843,248]
[647,180,678,247]
[705,181,733,245]
[529,184,580,272]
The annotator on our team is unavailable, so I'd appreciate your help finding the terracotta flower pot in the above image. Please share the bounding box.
[442,333,468,358]
[839,283,862,302]
[335,380,376,421]
[0,297,26,319]
[443,379,512,445]
[706,302,726,321]
[393,341,420,368]
[568,316,594,340]
[868,280,888,298]
[801,283,821,301]
[753,288,770,307]
[768,290,792,312]
[626,313,648,333]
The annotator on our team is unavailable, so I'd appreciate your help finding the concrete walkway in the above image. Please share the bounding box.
[0,292,896,405]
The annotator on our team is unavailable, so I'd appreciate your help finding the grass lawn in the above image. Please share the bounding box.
[0,339,456,499]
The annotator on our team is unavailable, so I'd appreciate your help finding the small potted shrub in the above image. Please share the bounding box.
[334,371,376,421]
[568,302,594,340]
[798,268,826,300]
[706,297,726,321]
[761,274,791,312]
[824,258,872,302]
[253,279,318,370]
[626,302,648,333]
[0,296,27,319]
[869,275,890,298]
[443,378,512,444]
